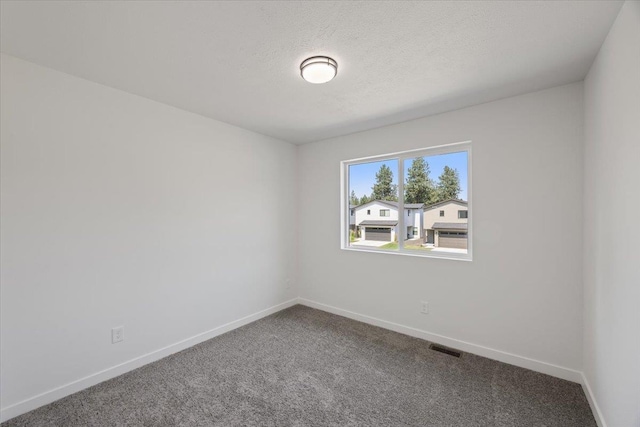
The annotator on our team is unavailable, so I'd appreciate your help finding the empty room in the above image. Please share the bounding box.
[1,1,638,426]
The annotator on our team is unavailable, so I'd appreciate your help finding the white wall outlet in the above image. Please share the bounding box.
[420,301,429,314]
[112,326,124,344]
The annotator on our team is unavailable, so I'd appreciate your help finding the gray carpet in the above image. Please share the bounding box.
[3,305,596,426]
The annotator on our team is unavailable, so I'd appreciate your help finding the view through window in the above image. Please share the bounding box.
[345,143,470,259]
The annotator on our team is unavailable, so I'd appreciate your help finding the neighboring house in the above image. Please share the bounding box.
[423,199,468,249]
[349,204,356,231]
[353,200,424,242]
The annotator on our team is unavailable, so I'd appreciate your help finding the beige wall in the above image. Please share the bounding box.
[423,201,468,229]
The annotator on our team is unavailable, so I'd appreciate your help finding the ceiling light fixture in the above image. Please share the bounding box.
[300,56,337,84]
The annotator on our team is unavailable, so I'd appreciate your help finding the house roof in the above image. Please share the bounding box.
[358,220,399,227]
[423,199,468,211]
[354,200,424,210]
[432,222,468,230]
[403,203,425,209]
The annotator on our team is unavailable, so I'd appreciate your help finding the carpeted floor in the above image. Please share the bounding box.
[3,305,596,426]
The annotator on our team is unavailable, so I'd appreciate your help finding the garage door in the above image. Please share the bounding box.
[365,227,391,242]
[438,231,468,249]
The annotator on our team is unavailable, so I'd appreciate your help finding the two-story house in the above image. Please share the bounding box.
[423,199,468,249]
[349,204,356,231]
[353,200,424,242]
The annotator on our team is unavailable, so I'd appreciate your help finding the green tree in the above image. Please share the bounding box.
[404,157,435,204]
[371,164,398,201]
[435,166,461,202]
[350,190,359,206]
[359,194,370,205]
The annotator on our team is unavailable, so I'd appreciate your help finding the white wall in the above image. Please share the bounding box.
[407,209,422,236]
[299,83,584,374]
[583,2,640,426]
[354,202,399,225]
[0,54,298,414]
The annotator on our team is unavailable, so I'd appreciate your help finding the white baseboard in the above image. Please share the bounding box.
[2,298,604,426]
[298,298,609,425]
[581,373,607,427]
[297,298,583,383]
[0,298,298,423]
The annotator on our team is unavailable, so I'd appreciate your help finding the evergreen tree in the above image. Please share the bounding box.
[371,164,398,201]
[359,194,370,205]
[404,157,435,204]
[436,166,461,201]
[350,190,359,206]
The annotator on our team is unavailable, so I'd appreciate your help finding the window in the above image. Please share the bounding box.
[350,209,355,216]
[439,231,467,236]
[342,141,471,260]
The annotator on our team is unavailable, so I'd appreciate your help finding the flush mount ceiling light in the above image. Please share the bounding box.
[300,56,338,84]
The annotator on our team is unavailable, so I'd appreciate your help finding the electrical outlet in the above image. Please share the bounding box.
[112,326,124,344]
[420,301,429,314]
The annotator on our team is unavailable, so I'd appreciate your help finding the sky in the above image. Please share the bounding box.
[349,151,468,202]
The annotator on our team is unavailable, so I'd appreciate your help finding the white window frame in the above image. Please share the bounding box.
[340,141,472,261]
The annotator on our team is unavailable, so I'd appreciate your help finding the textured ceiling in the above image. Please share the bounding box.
[0,1,623,144]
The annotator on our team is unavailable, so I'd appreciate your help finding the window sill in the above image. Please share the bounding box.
[340,246,472,262]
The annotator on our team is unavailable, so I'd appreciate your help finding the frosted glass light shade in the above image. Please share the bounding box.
[300,56,337,84]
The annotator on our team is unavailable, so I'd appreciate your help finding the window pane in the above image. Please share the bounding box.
[403,151,468,254]
[348,159,399,251]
